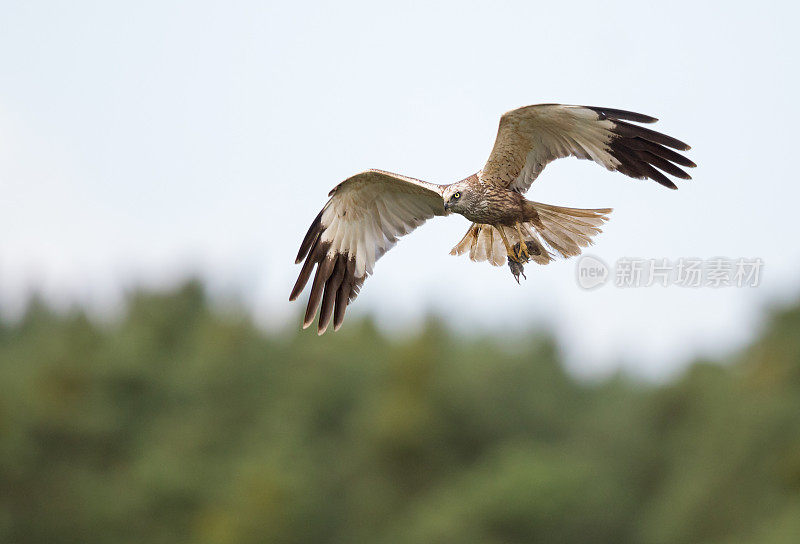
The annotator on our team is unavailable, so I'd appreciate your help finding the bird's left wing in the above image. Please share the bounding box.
[480,104,695,192]
[290,169,446,334]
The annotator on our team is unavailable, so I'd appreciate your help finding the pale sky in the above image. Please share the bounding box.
[1,1,798,378]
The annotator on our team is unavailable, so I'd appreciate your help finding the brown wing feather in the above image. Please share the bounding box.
[480,104,695,193]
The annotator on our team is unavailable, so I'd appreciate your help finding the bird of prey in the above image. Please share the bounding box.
[290,103,694,334]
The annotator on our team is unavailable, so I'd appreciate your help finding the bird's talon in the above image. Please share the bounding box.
[511,242,531,264]
[519,240,530,260]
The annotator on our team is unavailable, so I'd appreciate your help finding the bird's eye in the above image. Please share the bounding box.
[453,192,461,200]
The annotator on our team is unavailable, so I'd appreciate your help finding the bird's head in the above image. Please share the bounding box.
[442,183,474,215]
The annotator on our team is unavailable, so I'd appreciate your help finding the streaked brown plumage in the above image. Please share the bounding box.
[291,103,694,334]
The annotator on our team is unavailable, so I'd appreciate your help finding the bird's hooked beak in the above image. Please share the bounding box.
[443,193,457,212]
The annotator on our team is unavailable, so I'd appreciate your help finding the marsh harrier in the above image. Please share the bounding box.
[290,104,694,334]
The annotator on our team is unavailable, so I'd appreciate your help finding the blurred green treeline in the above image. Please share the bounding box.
[1,280,800,544]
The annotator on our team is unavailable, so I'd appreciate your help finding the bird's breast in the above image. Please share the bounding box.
[462,187,524,225]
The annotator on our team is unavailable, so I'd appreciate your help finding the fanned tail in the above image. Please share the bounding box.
[449,203,612,267]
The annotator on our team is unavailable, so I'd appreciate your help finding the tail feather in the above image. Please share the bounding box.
[449,202,612,267]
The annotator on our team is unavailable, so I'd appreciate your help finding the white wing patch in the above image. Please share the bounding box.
[291,170,445,334]
[320,179,443,277]
[507,107,620,192]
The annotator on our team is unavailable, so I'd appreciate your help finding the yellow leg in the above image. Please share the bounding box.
[514,223,530,260]
[499,226,526,283]
[497,227,515,258]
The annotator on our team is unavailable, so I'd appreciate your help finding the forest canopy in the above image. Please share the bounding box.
[1,281,799,544]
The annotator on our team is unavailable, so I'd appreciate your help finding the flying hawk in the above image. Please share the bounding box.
[290,103,694,334]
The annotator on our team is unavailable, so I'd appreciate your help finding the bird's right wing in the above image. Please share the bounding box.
[290,169,446,334]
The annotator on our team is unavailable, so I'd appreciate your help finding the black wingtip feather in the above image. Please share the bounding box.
[295,208,325,264]
[613,120,690,151]
[585,106,659,124]
[333,277,350,332]
[605,115,694,189]
[303,254,335,329]
[293,212,364,333]
[611,144,680,189]
[625,137,696,168]
[317,255,346,334]
[290,254,317,301]
[332,259,360,332]
[637,150,692,180]
[638,162,679,189]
